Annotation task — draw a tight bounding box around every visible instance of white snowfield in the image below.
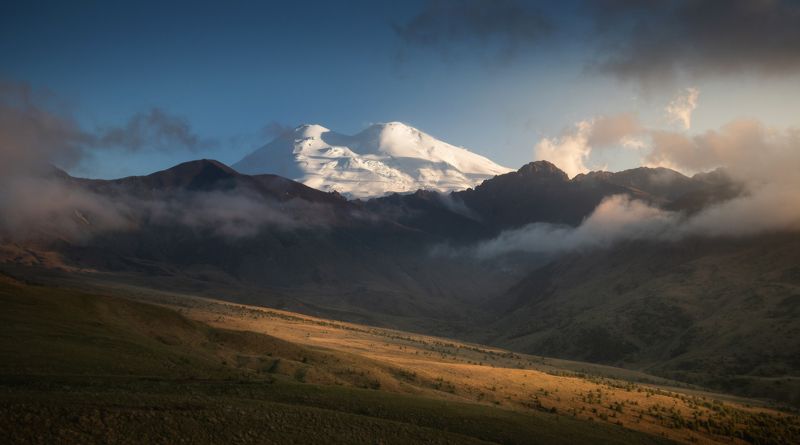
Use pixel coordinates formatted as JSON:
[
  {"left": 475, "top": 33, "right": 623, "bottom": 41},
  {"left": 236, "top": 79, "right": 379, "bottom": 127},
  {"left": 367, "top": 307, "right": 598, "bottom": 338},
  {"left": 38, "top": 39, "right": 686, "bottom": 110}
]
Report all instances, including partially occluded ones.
[{"left": 233, "top": 122, "right": 512, "bottom": 198}]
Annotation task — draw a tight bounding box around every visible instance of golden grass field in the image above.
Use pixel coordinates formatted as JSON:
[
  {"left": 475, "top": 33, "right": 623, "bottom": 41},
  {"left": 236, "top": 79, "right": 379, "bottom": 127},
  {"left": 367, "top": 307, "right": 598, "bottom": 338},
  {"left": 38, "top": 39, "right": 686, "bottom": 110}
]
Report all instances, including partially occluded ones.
[
  {"left": 1, "top": 269, "right": 798, "bottom": 445},
  {"left": 147, "top": 291, "right": 798, "bottom": 445}
]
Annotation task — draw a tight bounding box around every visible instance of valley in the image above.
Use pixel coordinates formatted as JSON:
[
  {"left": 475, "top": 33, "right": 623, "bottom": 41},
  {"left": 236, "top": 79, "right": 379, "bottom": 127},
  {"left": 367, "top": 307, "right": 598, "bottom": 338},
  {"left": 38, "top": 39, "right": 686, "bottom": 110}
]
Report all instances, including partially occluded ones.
[
  {"left": 4, "top": 4, "right": 800, "bottom": 443},
  {"left": 1, "top": 270, "right": 798, "bottom": 444},
  {"left": 1, "top": 158, "right": 798, "bottom": 413}
]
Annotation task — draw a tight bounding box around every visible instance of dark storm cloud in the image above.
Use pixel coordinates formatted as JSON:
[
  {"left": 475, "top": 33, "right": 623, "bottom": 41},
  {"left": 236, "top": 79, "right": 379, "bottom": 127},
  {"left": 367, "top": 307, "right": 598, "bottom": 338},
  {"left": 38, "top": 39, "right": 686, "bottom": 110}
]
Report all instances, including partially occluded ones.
[
  {"left": 397, "top": 0, "right": 800, "bottom": 84},
  {"left": 394, "top": 0, "right": 551, "bottom": 63},
  {"left": 588, "top": 0, "right": 800, "bottom": 84}
]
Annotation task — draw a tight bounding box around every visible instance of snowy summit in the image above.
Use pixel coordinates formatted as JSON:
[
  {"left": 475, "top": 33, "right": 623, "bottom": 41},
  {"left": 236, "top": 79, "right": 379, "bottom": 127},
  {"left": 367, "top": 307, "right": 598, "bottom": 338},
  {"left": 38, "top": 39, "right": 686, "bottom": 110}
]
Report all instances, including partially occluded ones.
[{"left": 233, "top": 122, "right": 512, "bottom": 198}]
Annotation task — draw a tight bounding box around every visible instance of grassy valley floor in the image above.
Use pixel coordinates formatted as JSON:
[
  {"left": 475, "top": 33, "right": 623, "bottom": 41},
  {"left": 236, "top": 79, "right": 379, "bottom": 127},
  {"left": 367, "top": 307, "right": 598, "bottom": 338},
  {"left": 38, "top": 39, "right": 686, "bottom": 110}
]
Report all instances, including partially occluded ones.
[{"left": 0, "top": 274, "right": 798, "bottom": 444}]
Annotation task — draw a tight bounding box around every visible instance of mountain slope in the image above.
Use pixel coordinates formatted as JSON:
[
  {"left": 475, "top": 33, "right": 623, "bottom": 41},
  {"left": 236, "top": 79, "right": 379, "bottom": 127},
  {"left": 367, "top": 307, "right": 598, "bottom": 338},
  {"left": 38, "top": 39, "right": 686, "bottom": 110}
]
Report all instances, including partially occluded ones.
[
  {"left": 6, "top": 159, "right": 799, "bottom": 408},
  {"left": 233, "top": 122, "right": 512, "bottom": 198},
  {"left": 6, "top": 277, "right": 795, "bottom": 445},
  {"left": 18, "top": 160, "right": 514, "bottom": 328},
  {"left": 485, "top": 234, "right": 800, "bottom": 405}
]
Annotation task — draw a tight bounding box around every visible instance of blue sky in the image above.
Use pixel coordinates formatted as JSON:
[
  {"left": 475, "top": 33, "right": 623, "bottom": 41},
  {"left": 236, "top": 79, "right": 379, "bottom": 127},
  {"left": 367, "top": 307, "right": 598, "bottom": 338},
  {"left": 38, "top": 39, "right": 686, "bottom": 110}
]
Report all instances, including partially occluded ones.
[{"left": 2, "top": 0, "right": 799, "bottom": 178}]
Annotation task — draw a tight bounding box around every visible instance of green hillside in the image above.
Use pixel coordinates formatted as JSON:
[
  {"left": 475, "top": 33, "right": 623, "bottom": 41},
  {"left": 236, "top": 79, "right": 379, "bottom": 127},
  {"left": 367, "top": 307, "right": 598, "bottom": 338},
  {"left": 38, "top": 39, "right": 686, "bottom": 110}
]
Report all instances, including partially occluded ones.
[{"left": 0, "top": 279, "right": 675, "bottom": 445}]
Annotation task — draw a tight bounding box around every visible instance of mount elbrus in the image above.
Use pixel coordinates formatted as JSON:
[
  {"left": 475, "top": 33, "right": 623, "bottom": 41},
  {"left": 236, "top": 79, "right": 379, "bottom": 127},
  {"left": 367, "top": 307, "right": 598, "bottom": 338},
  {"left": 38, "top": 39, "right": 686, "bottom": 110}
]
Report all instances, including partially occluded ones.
[{"left": 2, "top": 123, "right": 798, "bottom": 406}]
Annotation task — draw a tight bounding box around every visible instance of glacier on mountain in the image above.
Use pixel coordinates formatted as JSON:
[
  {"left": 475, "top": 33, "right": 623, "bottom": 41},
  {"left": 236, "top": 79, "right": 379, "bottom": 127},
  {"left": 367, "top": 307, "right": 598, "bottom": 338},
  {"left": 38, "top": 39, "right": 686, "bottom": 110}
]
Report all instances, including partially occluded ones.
[{"left": 233, "top": 122, "right": 511, "bottom": 198}]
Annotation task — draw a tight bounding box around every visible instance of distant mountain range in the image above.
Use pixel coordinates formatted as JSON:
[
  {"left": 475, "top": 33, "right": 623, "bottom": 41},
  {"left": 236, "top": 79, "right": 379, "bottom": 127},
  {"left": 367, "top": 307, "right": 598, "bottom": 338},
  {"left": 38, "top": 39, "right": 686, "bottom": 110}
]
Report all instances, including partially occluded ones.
[
  {"left": 2, "top": 157, "right": 798, "bottom": 405},
  {"left": 233, "top": 122, "right": 512, "bottom": 198}
]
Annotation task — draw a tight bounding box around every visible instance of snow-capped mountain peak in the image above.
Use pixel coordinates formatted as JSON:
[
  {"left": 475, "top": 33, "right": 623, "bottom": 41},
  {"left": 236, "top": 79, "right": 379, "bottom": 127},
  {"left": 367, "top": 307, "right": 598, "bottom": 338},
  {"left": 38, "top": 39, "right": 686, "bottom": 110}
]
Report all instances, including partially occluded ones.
[
  {"left": 233, "top": 122, "right": 511, "bottom": 198},
  {"left": 293, "top": 123, "right": 330, "bottom": 139}
]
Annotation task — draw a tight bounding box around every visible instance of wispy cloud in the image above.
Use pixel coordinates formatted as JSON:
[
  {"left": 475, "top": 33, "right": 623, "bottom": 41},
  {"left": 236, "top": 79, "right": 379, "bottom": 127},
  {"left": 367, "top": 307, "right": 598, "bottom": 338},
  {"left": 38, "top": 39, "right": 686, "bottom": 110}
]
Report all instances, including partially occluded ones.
[
  {"left": 665, "top": 87, "right": 699, "bottom": 130},
  {"left": 645, "top": 119, "right": 800, "bottom": 181},
  {"left": 261, "top": 121, "right": 295, "bottom": 140},
  {"left": 97, "top": 108, "right": 212, "bottom": 152},
  {"left": 0, "top": 80, "right": 89, "bottom": 174},
  {"left": 0, "top": 81, "right": 213, "bottom": 175}
]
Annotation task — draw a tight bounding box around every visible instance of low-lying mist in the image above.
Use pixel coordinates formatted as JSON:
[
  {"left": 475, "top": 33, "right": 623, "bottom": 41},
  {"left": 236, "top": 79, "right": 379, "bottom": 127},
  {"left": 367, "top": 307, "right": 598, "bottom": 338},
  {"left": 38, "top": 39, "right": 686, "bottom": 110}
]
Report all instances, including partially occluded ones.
[
  {"left": 0, "top": 81, "right": 336, "bottom": 242},
  {"left": 458, "top": 119, "right": 800, "bottom": 258},
  {"left": 1, "top": 174, "right": 339, "bottom": 242},
  {"left": 466, "top": 187, "right": 799, "bottom": 259}
]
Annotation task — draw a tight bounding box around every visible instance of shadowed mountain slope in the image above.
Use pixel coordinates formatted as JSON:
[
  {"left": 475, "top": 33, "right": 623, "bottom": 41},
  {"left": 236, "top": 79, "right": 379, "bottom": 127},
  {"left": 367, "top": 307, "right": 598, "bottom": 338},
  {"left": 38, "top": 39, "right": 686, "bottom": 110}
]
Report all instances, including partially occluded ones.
[
  {"left": 3, "top": 159, "right": 798, "bottom": 407},
  {"left": 485, "top": 234, "right": 800, "bottom": 405}
]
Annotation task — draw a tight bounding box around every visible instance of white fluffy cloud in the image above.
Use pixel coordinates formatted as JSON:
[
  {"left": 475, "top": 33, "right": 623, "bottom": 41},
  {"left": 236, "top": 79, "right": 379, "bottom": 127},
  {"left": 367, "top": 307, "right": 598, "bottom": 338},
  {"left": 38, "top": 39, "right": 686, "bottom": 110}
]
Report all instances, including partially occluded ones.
[
  {"left": 646, "top": 119, "right": 800, "bottom": 181},
  {"left": 533, "top": 113, "right": 645, "bottom": 178},
  {"left": 474, "top": 116, "right": 800, "bottom": 258},
  {"left": 533, "top": 121, "right": 593, "bottom": 178}
]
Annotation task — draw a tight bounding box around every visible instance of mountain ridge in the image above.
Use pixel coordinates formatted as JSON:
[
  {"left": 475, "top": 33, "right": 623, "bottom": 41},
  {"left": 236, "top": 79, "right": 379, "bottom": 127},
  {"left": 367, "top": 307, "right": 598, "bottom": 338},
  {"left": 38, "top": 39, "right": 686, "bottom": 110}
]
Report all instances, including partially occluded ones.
[{"left": 5, "top": 157, "right": 799, "bottom": 406}]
